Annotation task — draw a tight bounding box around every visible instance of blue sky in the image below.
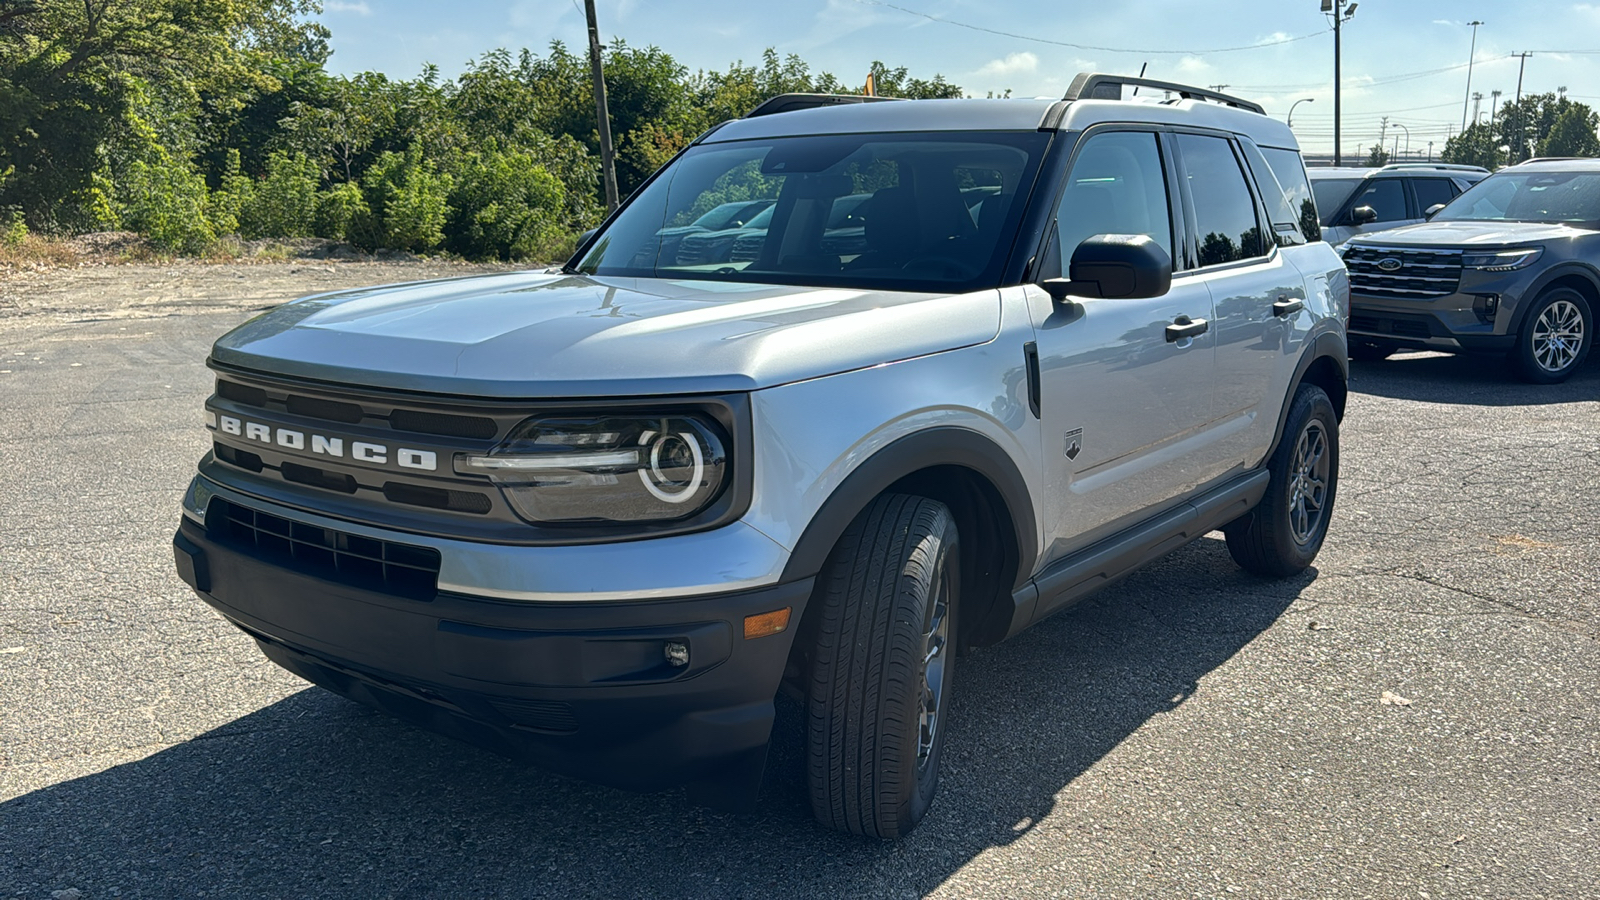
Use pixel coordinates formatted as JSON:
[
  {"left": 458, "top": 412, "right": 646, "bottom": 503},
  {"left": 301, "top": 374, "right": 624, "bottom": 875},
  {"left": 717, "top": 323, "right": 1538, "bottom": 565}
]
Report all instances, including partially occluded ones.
[{"left": 316, "top": 0, "right": 1600, "bottom": 156}]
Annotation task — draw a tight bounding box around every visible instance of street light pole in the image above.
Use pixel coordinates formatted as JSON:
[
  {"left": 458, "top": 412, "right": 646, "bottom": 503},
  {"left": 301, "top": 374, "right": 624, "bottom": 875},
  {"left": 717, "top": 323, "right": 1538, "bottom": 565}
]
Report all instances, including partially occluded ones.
[
  {"left": 1461, "top": 20, "right": 1484, "bottom": 132},
  {"left": 1392, "top": 122, "right": 1410, "bottom": 160},
  {"left": 1323, "top": 1, "right": 1358, "bottom": 165},
  {"left": 1288, "top": 97, "right": 1315, "bottom": 127}
]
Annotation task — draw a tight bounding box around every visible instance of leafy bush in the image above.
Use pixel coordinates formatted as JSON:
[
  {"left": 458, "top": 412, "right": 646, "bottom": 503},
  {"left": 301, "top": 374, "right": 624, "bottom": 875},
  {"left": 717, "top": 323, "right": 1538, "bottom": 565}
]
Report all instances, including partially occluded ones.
[
  {"left": 447, "top": 149, "right": 569, "bottom": 260},
  {"left": 314, "top": 182, "right": 367, "bottom": 242},
  {"left": 239, "top": 151, "right": 320, "bottom": 239},
  {"left": 3, "top": 209, "right": 27, "bottom": 248},
  {"left": 352, "top": 146, "right": 452, "bottom": 252},
  {"left": 114, "top": 152, "right": 216, "bottom": 253}
]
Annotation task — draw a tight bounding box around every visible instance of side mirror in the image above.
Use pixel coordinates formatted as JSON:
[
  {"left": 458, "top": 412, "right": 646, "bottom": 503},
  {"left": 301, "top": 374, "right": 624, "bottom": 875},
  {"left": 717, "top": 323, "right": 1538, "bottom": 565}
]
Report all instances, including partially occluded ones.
[
  {"left": 1350, "top": 205, "right": 1379, "bottom": 225},
  {"left": 577, "top": 228, "right": 599, "bottom": 245},
  {"left": 1043, "top": 234, "right": 1172, "bottom": 302},
  {"left": 1424, "top": 203, "right": 1447, "bottom": 220}
]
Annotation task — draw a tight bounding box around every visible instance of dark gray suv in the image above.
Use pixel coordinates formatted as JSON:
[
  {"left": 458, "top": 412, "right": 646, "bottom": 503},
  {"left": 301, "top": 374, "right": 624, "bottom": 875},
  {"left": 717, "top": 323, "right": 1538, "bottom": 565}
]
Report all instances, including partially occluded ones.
[{"left": 1343, "top": 159, "right": 1600, "bottom": 383}]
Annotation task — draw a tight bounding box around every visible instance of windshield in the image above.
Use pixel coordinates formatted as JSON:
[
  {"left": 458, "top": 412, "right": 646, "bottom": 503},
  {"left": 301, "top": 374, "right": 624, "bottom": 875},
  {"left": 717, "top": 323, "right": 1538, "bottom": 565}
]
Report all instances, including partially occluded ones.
[
  {"left": 1435, "top": 170, "right": 1600, "bottom": 225},
  {"left": 689, "top": 200, "right": 773, "bottom": 230},
  {"left": 1310, "top": 178, "right": 1364, "bottom": 226},
  {"left": 574, "top": 131, "right": 1051, "bottom": 292}
]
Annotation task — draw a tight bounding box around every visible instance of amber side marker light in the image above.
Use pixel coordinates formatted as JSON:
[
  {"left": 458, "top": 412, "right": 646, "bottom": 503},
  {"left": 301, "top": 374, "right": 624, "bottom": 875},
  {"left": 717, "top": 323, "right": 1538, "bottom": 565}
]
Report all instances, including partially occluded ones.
[{"left": 743, "top": 608, "right": 792, "bottom": 639}]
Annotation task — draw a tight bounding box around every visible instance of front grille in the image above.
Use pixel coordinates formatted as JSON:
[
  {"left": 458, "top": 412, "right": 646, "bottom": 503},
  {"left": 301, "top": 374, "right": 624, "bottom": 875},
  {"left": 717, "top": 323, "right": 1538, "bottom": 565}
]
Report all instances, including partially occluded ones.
[
  {"left": 208, "top": 498, "right": 441, "bottom": 599},
  {"left": 217, "top": 380, "right": 268, "bottom": 407},
  {"left": 281, "top": 461, "right": 358, "bottom": 494},
  {"left": 382, "top": 482, "right": 493, "bottom": 515},
  {"left": 287, "top": 394, "right": 364, "bottom": 424},
  {"left": 728, "top": 234, "right": 765, "bottom": 263},
  {"left": 214, "top": 442, "right": 264, "bottom": 472},
  {"left": 1344, "top": 246, "right": 1463, "bottom": 299},
  {"left": 674, "top": 236, "right": 717, "bottom": 266}
]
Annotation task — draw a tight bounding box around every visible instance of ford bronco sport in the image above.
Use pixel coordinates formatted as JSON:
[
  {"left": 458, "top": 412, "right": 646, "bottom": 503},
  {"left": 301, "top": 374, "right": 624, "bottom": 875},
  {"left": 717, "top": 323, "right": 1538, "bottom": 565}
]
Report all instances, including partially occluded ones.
[{"left": 173, "top": 74, "right": 1349, "bottom": 838}]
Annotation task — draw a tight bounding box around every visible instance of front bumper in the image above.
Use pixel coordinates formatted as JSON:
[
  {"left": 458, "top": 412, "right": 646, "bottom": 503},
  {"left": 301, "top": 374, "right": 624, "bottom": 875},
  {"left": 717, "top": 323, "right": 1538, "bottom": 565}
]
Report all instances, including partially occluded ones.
[
  {"left": 173, "top": 513, "right": 812, "bottom": 795},
  {"left": 1347, "top": 266, "right": 1538, "bottom": 353}
]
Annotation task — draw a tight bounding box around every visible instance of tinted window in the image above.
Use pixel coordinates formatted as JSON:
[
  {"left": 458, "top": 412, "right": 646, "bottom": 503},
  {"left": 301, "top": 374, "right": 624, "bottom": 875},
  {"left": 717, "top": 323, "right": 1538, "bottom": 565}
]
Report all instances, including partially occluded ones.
[
  {"left": 1410, "top": 178, "right": 1457, "bottom": 213},
  {"left": 1349, "top": 179, "right": 1406, "bottom": 221},
  {"left": 1178, "top": 134, "right": 1267, "bottom": 267},
  {"left": 1311, "top": 178, "right": 1363, "bottom": 225},
  {"left": 1053, "top": 131, "right": 1173, "bottom": 273},
  {"left": 1249, "top": 144, "right": 1322, "bottom": 243},
  {"left": 575, "top": 132, "right": 1049, "bottom": 291},
  {"left": 1436, "top": 170, "right": 1600, "bottom": 224}
]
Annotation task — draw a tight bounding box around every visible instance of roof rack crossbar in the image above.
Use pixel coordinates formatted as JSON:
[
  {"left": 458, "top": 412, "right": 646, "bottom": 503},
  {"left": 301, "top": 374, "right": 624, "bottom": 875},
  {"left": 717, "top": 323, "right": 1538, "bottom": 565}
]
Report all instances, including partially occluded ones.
[
  {"left": 744, "top": 93, "right": 901, "bottom": 118},
  {"left": 1063, "top": 73, "right": 1266, "bottom": 116}
]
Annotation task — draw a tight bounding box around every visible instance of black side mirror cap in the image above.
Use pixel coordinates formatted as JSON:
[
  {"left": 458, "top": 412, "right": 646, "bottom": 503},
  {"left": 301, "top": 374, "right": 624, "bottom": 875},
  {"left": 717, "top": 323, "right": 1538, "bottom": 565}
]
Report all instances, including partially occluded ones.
[
  {"left": 1424, "top": 203, "right": 1447, "bottom": 220},
  {"left": 1350, "top": 205, "right": 1379, "bottom": 225},
  {"left": 1043, "top": 233, "right": 1173, "bottom": 302}
]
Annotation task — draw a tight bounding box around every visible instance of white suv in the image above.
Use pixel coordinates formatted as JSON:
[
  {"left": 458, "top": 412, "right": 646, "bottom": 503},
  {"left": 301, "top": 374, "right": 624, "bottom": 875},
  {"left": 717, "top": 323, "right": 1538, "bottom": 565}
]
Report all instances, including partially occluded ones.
[{"left": 175, "top": 74, "right": 1349, "bottom": 837}]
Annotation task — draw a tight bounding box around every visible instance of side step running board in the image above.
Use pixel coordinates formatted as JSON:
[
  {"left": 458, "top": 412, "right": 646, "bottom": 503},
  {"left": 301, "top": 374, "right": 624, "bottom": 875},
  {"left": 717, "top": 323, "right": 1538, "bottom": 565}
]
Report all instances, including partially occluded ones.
[{"left": 1005, "top": 469, "right": 1270, "bottom": 638}]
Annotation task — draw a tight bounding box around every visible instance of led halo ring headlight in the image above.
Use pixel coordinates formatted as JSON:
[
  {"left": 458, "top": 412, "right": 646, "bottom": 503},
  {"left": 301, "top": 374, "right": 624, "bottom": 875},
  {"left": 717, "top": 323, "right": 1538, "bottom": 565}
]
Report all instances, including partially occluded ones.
[{"left": 459, "top": 413, "right": 729, "bottom": 525}]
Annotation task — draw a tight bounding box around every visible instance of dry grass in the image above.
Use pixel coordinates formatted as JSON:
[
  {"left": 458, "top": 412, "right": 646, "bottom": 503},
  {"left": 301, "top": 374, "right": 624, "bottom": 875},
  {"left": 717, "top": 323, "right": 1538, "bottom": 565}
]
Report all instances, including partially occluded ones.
[{"left": 0, "top": 234, "right": 83, "bottom": 275}]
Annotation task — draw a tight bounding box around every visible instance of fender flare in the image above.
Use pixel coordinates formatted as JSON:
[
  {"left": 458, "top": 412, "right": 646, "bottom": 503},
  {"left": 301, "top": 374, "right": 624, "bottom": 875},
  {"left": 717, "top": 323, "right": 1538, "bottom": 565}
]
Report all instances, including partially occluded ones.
[
  {"left": 1268, "top": 329, "right": 1349, "bottom": 459},
  {"left": 779, "top": 426, "right": 1038, "bottom": 590},
  {"left": 1509, "top": 262, "right": 1600, "bottom": 335}
]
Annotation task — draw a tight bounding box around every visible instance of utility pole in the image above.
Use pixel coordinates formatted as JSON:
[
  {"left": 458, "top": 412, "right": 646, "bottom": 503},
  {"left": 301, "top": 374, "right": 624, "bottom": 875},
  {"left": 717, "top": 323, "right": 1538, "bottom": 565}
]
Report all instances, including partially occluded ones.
[
  {"left": 1379, "top": 115, "right": 1389, "bottom": 159},
  {"left": 1323, "top": 1, "right": 1359, "bottom": 166},
  {"left": 1490, "top": 89, "right": 1502, "bottom": 123},
  {"left": 1461, "top": 20, "right": 1484, "bottom": 132},
  {"left": 1472, "top": 91, "right": 1484, "bottom": 126},
  {"left": 1511, "top": 51, "right": 1532, "bottom": 163},
  {"left": 584, "top": 0, "right": 620, "bottom": 212}
]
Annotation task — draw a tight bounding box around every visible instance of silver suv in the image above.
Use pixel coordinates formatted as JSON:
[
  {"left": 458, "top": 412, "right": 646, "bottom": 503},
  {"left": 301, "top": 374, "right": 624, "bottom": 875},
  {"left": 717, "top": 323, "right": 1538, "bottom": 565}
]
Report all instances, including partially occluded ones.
[
  {"left": 172, "top": 74, "right": 1349, "bottom": 838},
  {"left": 1310, "top": 163, "right": 1489, "bottom": 247}
]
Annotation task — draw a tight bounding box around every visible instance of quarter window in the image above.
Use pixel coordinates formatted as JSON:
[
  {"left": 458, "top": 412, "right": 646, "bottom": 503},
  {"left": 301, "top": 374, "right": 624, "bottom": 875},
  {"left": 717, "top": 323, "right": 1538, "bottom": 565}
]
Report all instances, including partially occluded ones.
[
  {"left": 1054, "top": 131, "right": 1174, "bottom": 273},
  {"left": 1177, "top": 134, "right": 1267, "bottom": 267},
  {"left": 1410, "top": 178, "right": 1457, "bottom": 213}
]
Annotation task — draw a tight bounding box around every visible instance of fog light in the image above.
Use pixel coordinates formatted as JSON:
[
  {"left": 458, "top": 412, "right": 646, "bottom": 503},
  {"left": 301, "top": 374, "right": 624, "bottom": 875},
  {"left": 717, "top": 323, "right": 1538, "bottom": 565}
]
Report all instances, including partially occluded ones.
[
  {"left": 664, "top": 641, "right": 690, "bottom": 666},
  {"left": 743, "top": 608, "right": 792, "bottom": 640},
  {"left": 1473, "top": 293, "right": 1500, "bottom": 324}
]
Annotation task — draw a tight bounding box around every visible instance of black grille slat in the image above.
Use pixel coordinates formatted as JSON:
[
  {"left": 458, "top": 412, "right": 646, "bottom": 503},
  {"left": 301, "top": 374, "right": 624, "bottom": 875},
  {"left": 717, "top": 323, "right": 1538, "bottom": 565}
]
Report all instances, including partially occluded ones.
[
  {"left": 214, "top": 442, "right": 264, "bottom": 473},
  {"left": 209, "top": 498, "right": 440, "bottom": 599},
  {"left": 280, "top": 461, "right": 359, "bottom": 494},
  {"left": 1344, "top": 246, "right": 1464, "bottom": 299},
  {"left": 382, "top": 482, "right": 493, "bottom": 515},
  {"left": 388, "top": 409, "right": 498, "bottom": 440},
  {"left": 490, "top": 698, "right": 579, "bottom": 735},
  {"left": 286, "top": 395, "right": 365, "bottom": 424},
  {"left": 216, "top": 381, "right": 268, "bottom": 407}
]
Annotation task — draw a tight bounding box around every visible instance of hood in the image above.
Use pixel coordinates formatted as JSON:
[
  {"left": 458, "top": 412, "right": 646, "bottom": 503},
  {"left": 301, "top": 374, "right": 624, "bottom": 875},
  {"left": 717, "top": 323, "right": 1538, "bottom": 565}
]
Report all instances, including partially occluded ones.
[
  {"left": 211, "top": 272, "right": 999, "bottom": 398},
  {"left": 1347, "top": 220, "right": 1592, "bottom": 247}
]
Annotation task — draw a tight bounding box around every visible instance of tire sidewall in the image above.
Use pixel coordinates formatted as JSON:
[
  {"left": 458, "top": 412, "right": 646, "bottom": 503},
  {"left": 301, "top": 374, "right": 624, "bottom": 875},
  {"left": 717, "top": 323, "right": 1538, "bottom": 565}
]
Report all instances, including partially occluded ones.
[
  {"left": 900, "top": 528, "right": 959, "bottom": 831},
  {"left": 1279, "top": 390, "right": 1339, "bottom": 566}
]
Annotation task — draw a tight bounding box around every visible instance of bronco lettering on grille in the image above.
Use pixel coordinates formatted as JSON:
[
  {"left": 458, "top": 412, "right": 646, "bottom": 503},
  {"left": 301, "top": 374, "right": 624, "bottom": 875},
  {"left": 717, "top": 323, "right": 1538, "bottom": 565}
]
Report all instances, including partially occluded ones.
[{"left": 209, "top": 413, "right": 438, "bottom": 471}]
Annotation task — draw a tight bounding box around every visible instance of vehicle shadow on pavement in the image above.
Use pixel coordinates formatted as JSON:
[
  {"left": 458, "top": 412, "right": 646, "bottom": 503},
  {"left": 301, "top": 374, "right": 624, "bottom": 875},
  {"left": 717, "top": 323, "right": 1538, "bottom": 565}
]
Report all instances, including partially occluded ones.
[
  {"left": 1349, "top": 351, "right": 1600, "bottom": 406},
  {"left": 1, "top": 538, "right": 1303, "bottom": 899}
]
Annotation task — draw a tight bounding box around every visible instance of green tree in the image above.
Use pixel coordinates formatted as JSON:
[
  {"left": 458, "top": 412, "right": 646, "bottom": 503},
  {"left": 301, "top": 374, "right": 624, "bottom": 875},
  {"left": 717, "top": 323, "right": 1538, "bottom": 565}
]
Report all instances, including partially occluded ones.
[
  {"left": 1440, "top": 121, "right": 1504, "bottom": 170},
  {"left": 1364, "top": 143, "right": 1390, "bottom": 166},
  {"left": 1537, "top": 105, "right": 1600, "bottom": 158}
]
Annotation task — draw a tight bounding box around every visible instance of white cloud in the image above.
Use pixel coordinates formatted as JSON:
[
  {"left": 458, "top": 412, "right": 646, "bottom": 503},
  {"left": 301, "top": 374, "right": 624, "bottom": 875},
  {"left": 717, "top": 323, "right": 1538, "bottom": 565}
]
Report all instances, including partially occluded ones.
[
  {"left": 975, "top": 52, "right": 1039, "bottom": 79},
  {"left": 324, "top": 0, "right": 371, "bottom": 14},
  {"left": 1176, "top": 56, "right": 1212, "bottom": 75}
]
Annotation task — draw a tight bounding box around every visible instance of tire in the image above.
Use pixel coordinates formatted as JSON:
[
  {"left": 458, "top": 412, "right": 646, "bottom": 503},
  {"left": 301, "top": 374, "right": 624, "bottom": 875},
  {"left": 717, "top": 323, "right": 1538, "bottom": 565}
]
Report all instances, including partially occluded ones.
[
  {"left": 1225, "top": 384, "right": 1339, "bottom": 577},
  {"left": 806, "top": 494, "right": 959, "bottom": 839},
  {"left": 1348, "top": 341, "right": 1395, "bottom": 362},
  {"left": 1510, "top": 287, "right": 1592, "bottom": 384}
]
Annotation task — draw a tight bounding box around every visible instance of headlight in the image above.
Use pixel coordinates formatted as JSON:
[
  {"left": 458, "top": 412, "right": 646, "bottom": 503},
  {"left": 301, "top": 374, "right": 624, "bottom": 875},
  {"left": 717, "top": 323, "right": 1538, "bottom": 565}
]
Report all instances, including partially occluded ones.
[
  {"left": 1461, "top": 248, "right": 1542, "bottom": 272},
  {"left": 457, "top": 414, "right": 729, "bottom": 525}
]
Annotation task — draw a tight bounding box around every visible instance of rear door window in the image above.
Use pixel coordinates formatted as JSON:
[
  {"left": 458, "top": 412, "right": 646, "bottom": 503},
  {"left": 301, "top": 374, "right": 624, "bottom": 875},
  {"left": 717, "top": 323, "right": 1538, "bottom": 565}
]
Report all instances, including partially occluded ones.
[{"left": 1176, "top": 133, "right": 1268, "bottom": 267}]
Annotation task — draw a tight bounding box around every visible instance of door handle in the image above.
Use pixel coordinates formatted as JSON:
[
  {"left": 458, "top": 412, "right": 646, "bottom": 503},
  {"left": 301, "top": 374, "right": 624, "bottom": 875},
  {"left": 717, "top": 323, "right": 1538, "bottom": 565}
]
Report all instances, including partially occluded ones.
[
  {"left": 1273, "top": 297, "right": 1305, "bottom": 318},
  {"left": 1165, "top": 315, "right": 1209, "bottom": 342}
]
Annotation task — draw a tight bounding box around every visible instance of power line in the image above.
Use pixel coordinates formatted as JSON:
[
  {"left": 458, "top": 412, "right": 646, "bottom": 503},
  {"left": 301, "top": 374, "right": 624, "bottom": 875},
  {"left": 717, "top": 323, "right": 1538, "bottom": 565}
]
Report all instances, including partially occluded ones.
[{"left": 852, "top": 0, "right": 1331, "bottom": 54}]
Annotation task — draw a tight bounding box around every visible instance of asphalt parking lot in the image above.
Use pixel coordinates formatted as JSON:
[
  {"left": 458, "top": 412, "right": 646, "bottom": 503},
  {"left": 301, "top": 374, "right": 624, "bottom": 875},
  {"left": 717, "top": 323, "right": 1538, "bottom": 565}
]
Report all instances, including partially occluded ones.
[{"left": 2, "top": 264, "right": 1597, "bottom": 899}]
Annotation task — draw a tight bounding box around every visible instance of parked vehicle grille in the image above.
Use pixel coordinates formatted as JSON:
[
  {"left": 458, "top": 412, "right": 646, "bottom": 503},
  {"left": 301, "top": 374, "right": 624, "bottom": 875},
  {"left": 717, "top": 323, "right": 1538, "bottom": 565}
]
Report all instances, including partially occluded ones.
[
  {"left": 1349, "top": 313, "right": 1436, "bottom": 339},
  {"left": 490, "top": 698, "right": 579, "bottom": 735},
  {"left": 214, "top": 378, "right": 500, "bottom": 439},
  {"left": 1343, "top": 246, "right": 1463, "bottom": 299},
  {"left": 207, "top": 497, "right": 441, "bottom": 599},
  {"left": 728, "top": 234, "right": 764, "bottom": 263},
  {"left": 674, "top": 236, "right": 716, "bottom": 266}
]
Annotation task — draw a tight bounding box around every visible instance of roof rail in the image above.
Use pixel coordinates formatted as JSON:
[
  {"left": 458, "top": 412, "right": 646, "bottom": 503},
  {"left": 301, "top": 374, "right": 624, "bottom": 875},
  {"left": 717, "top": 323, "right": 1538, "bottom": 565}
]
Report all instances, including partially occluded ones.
[
  {"left": 1063, "top": 73, "right": 1266, "bottom": 116},
  {"left": 745, "top": 93, "right": 901, "bottom": 118},
  {"left": 1376, "top": 162, "right": 1489, "bottom": 174},
  {"left": 1513, "top": 156, "right": 1590, "bottom": 165}
]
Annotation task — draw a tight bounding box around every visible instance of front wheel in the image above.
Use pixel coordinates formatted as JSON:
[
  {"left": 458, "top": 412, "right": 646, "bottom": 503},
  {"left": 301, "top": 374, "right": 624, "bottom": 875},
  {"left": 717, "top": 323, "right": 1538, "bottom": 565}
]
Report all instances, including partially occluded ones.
[
  {"left": 1225, "top": 384, "right": 1339, "bottom": 577},
  {"left": 1510, "top": 287, "right": 1592, "bottom": 384},
  {"left": 806, "top": 494, "right": 958, "bottom": 839}
]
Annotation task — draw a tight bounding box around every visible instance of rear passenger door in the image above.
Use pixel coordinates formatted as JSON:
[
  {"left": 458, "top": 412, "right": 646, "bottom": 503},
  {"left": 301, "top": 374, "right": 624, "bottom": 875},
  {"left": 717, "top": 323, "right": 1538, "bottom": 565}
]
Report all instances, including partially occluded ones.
[
  {"left": 1174, "top": 132, "right": 1309, "bottom": 475},
  {"left": 1408, "top": 176, "right": 1458, "bottom": 217},
  {"left": 1030, "top": 128, "right": 1220, "bottom": 559}
]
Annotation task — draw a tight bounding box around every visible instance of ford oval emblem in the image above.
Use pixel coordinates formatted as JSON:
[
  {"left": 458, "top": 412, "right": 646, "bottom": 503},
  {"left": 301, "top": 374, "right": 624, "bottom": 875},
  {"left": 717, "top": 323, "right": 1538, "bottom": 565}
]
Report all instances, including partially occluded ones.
[{"left": 1376, "top": 257, "right": 1403, "bottom": 272}]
